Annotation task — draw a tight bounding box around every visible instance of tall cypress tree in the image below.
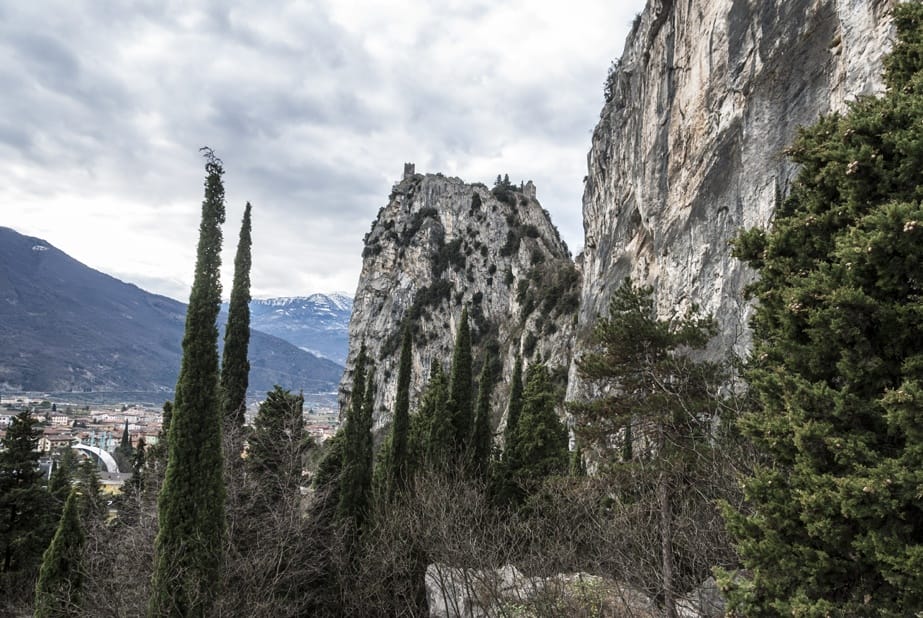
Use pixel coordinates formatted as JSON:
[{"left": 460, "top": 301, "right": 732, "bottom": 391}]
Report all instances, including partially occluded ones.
[
  {"left": 503, "top": 356, "right": 524, "bottom": 458},
  {"left": 386, "top": 326, "right": 413, "bottom": 499},
  {"left": 424, "top": 363, "right": 453, "bottom": 468},
  {"left": 725, "top": 6, "right": 923, "bottom": 614},
  {"left": 470, "top": 360, "right": 494, "bottom": 481},
  {"left": 220, "top": 202, "right": 252, "bottom": 431},
  {"left": 446, "top": 308, "right": 473, "bottom": 461},
  {"left": 33, "top": 489, "right": 84, "bottom": 618},
  {"left": 338, "top": 346, "right": 373, "bottom": 529},
  {"left": 114, "top": 420, "right": 134, "bottom": 473},
  {"left": 150, "top": 148, "right": 227, "bottom": 617}
]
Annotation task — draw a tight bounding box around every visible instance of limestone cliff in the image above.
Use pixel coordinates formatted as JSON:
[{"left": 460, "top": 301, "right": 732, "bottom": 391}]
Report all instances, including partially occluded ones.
[
  {"left": 569, "top": 0, "right": 895, "bottom": 397},
  {"left": 340, "top": 169, "right": 578, "bottom": 428}
]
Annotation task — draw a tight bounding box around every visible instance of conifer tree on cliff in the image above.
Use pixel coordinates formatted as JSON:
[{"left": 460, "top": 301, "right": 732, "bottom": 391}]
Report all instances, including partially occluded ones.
[
  {"left": 149, "top": 148, "right": 227, "bottom": 617},
  {"left": 446, "top": 308, "right": 473, "bottom": 461},
  {"left": 220, "top": 202, "right": 252, "bottom": 431},
  {"left": 725, "top": 5, "right": 923, "bottom": 614},
  {"left": 385, "top": 326, "right": 413, "bottom": 499},
  {"left": 470, "top": 359, "right": 494, "bottom": 481},
  {"left": 34, "top": 489, "right": 84, "bottom": 618}
]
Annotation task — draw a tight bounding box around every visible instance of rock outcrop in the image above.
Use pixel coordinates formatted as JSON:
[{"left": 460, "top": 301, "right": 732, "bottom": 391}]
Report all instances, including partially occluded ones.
[
  {"left": 340, "top": 172, "right": 578, "bottom": 428},
  {"left": 569, "top": 0, "right": 895, "bottom": 399},
  {"left": 343, "top": 1, "right": 897, "bottom": 429}
]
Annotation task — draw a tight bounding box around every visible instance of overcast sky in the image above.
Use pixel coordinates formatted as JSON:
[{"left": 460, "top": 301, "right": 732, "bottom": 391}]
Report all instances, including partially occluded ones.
[{"left": 1, "top": 1, "right": 646, "bottom": 302}]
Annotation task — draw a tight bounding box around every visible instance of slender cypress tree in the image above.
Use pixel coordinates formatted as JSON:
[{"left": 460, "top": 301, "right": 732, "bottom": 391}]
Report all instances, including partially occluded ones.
[
  {"left": 338, "top": 347, "right": 373, "bottom": 529},
  {"left": 386, "top": 326, "right": 413, "bottom": 499},
  {"left": 446, "top": 309, "right": 473, "bottom": 460},
  {"left": 470, "top": 360, "right": 494, "bottom": 481},
  {"left": 503, "top": 356, "right": 524, "bottom": 458},
  {"left": 123, "top": 438, "right": 147, "bottom": 498},
  {"left": 424, "top": 363, "right": 453, "bottom": 468},
  {"left": 412, "top": 362, "right": 447, "bottom": 470},
  {"left": 220, "top": 202, "right": 252, "bottom": 431},
  {"left": 120, "top": 420, "right": 131, "bottom": 451},
  {"left": 34, "top": 489, "right": 85, "bottom": 618},
  {"left": 114, "top": 420, "right": 134, "bottom": 473},
  {"left": 149, "top": 148, "right": 227, "bottom": 617}
]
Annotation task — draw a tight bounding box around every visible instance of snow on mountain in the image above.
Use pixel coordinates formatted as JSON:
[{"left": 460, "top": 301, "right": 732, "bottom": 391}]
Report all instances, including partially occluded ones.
[{"left": 241, "top": 293, "right": 353, "bottom": 365}]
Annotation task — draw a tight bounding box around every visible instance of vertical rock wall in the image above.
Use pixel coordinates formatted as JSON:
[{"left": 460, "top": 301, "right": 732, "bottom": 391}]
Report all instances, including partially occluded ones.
[
  {"left": 569, "top": 0, "right": 895, "bottom": 398},
  {"left": 341, "top": 172, "right": 578, "bottom": 428}
]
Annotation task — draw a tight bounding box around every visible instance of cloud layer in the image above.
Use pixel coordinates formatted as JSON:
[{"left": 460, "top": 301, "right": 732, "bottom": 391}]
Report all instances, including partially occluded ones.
[{"left": 1, "top": 1, "right": 645, "bottom": 301}]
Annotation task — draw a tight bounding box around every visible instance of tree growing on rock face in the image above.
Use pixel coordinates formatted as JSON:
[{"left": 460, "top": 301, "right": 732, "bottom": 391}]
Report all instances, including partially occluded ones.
[
  {"left": 34, "top": 489, "right": 85, "bottom": 618},
  {"left": 725, "top": 5, "right": 923, "bottom": 614},
  {"left": 221, "top": 202, "right": 252, "bottom": 431},
  {"left": 149, "top": 148, "right": 227, "bottom": 617},
  {"left": 570, "top": 279, "right": 726, "bottom": 618}
]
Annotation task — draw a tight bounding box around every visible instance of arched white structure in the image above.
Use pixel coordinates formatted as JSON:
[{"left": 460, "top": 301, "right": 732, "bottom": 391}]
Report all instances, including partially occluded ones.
[{"left": 72, "top": 444, "right": 120, "bottom": 474}]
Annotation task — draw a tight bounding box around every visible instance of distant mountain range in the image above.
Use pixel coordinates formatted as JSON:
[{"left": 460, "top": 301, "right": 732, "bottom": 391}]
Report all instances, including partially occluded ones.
[
  {"left": 229, "top": 294, "right": 352, "bottom": 365},
  {"left": 0, "top": 226, "right": 344, "bottom": 397}
]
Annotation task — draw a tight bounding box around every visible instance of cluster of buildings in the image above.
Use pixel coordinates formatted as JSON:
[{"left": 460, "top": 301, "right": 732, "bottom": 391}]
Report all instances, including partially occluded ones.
[{"left": 1, "top": 396, "right": 342, "bottom": 475}]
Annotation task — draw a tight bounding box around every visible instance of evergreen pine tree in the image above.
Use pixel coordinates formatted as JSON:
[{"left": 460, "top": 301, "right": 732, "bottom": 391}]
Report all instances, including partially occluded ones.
[
  {"left": 571, "top": 279, "right": 723, "bottom": 618},
  {"left": 75, "top": 457, "right": 102, "bottom": 520},
  {"left": 503, "top": 356, "right": 524, "bottom": 458},
  {"left": 247, "top": 386, "right": 306, "bottom": 504},
  {"left": 33, "top": 489, "right": 85, "bottom": 618},
  {"left": 470, "top": 360, "right": 494, "bottom": 481},
  {"left": 385, "top": 326, "right": 413, "bottom": 499},
  {"left": 410, "top": 362, "right": 446, "bottom": 471},
  {"left": 503, "top": 360, "right": 568, "bottom": 503},
  {"left": 446, "top": 308, "right": 474, "bottom": 461},
  {"left": 150, "top": 148, "right": 227, "bottom": 617},
  {"left": 0, "top": 411, "right": 55, "bottom": 599},
  {"left": 725, "top": 6, "right": 923, "bottom": 613},
  {"left": 49, "top": 447, "right": 76, "bottom": 508},
  {"left": 220, "top": 202, "right": 252, "bottom": 431}
]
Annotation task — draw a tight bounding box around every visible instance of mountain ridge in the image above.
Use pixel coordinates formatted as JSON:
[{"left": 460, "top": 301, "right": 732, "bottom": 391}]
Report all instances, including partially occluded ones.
[{"left": 0, "top": 226, "right": 343, "bottom": 397}]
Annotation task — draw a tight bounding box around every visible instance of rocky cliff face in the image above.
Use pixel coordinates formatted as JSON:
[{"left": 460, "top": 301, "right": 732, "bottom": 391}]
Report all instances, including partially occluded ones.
[
  {"left": 569, "top": 0, "right": 895, "bottom": 396},
  {"left": 343, "top": 0, "right": 897, "bottom": 428},
  {"left": 341, "top": 171, "right": 578, "bottom": 427}
]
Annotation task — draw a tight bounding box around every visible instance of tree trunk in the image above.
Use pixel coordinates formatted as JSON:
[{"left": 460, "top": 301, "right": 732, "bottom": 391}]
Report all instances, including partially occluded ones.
[{"left": 659, "top": 443, "right": 676, "bottom": 618}]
